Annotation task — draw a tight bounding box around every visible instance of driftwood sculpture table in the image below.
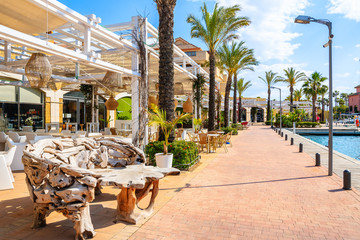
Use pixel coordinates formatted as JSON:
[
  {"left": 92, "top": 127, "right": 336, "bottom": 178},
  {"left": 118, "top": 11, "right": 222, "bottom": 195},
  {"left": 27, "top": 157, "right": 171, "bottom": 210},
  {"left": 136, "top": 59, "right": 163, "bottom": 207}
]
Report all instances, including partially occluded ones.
[
  {"left": 94, "top": 165, "right": 180, "bottom": 224},
  {"left": 22, "top": 137, "right": 179, "bottom": 240}
]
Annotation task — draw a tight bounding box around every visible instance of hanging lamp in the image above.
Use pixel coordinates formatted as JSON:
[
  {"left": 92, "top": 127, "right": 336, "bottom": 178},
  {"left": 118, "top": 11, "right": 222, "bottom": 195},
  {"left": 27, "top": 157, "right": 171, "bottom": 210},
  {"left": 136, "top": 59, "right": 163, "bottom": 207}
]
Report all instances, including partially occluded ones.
[
  {"left": 25, "top": 53, "right": 52, "bottom": 88},
  {"left": 174, "top": 82, "right": 184, "bottom": 95},
  {"left": 183, "top": 97, "right": 193, "bottom": 113},
  {"left": 105, "top": 95, "right": 119, "bottom": 110},
  {"left": 103, "top": 71, "right": 122, "bottom": 88}
]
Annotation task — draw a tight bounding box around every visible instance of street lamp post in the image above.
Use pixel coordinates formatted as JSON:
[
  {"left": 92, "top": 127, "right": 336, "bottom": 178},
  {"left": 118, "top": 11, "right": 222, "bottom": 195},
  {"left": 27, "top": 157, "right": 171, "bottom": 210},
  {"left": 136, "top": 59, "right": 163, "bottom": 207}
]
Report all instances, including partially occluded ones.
[
  {"left": 271, "top": 86, "right": 282, "bottom": 133},
  {"left": 295, "top": 15, "right": 333, "bottom": 176}
]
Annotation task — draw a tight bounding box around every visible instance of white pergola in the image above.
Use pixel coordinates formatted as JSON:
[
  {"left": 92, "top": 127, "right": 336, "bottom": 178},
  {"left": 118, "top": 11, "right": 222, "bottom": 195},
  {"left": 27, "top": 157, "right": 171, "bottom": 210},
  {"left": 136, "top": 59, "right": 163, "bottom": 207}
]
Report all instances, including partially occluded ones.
[{"left": 0, "top": 0, "right": 215, "bottom": 146}]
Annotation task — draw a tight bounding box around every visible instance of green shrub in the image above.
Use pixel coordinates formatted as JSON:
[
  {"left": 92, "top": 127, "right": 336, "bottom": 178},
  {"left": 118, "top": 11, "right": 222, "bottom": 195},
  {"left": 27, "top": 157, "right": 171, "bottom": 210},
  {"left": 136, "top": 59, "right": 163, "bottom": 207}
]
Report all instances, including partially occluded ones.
[
  {"left": 145, "top": 140, "right": 199, "bottom": 170},
  {"left": 221, "top": 126, "right": 238, "bottom": 135},
  {"left": 296, "top": 122, "right": 320, "bottom": 128},
  {"left": 265, "top": 120, "right": 272, "bottom": 125}
]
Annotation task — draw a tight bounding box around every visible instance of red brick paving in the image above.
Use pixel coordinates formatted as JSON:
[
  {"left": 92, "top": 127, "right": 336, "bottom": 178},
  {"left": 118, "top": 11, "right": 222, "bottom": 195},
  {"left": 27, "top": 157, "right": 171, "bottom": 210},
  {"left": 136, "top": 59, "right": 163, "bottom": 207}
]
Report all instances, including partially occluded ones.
[{"left": 130, "top": 126, "right": 360, "bottom": 240}]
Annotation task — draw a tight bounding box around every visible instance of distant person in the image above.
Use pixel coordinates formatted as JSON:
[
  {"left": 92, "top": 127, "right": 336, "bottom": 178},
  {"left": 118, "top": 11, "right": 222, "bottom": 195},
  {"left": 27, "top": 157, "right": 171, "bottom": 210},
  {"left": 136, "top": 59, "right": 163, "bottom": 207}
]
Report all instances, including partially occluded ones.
[
  {"left": 356, "top": 118, "right": 359, "bottom": 128},
  {"left": 316, "top": 115, "right": 320, "bottom": 123}
]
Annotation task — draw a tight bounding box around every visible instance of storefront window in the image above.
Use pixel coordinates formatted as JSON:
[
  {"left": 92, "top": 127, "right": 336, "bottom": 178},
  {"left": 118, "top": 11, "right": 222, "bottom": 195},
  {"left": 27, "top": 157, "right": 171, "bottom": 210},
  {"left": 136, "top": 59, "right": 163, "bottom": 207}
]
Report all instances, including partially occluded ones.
[
  {"left": 3, "top": 103, "right": 18, "bottom": 130},
  {"left": 20, "top": 104, "right": 43, "bottom": 129}
]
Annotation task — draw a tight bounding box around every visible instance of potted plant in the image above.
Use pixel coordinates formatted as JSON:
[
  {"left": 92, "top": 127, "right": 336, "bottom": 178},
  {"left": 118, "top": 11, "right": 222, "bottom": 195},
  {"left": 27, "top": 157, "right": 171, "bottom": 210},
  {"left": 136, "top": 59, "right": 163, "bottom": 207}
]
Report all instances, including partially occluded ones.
[
  {"left": 100, "top": 115, "right": 112, "bottom": 135},
  {"left": 23, "top": 117, "right": 34, "bottom": 132},
  {"left": 193, "top": 118, "right": 202, "bottom": 133},
  {"left": 148, "top": 104, "right": 191, "bottom": 168}
]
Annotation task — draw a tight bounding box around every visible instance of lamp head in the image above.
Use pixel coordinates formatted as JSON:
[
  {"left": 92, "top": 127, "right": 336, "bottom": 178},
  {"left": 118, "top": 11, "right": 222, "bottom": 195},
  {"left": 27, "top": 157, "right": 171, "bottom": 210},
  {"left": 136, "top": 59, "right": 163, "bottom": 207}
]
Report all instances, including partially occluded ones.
[{"left": 295, "top": 15, "right": 311, "bottom": 24}]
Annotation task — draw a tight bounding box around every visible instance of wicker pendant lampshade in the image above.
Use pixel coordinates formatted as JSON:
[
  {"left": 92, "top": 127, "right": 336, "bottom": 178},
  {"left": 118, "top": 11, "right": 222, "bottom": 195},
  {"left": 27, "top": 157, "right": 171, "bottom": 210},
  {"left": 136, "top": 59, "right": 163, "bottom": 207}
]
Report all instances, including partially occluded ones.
[
  {"left": 183, "top": 97, "right": 193, "bottom": 113},
  {"left": 25, "top": 53, "right": 52, "bottom": 88},
  {"left": 103, "top": 71, "right": 122, "bottom": 88},
  {"left": 148, "top": 95, "right": 158, "bottom": 109},
  {"left": 105, "top": 95, "right": 119, "bottom": 110},
  {"left": 174, "top": 83, "right": 184, "bottom": 95}
]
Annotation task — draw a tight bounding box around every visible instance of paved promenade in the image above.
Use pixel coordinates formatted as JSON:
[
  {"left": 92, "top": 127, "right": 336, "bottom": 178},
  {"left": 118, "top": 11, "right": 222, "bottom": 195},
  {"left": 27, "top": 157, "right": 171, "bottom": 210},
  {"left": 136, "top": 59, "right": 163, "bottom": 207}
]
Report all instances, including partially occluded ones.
[
  {"left": 1, "top": 126, "right": 360, "bottom": 239},
  {"left": 131, "top": 126, "right": 360, "bottom": 239}
]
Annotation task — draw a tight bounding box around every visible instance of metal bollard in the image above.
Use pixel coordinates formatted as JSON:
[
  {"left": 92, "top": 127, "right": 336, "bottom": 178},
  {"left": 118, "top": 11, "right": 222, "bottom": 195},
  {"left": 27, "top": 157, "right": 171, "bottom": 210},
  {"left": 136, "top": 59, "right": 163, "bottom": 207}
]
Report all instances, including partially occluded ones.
[
  {"left": 343, "top": 170, "right": 351, "bottom": 190},
  {"left": 290, "top": 138, "right": 294, "bottom": 145},
  {"left": 315, "top": 153, "right": 320, "bottom": 166},
  {"left": 278, "top": 130, "right": 281, "bottom": 135},
  {"left": 299, "top": 143, "right": 303, "bottom": 152},
  {"left": 281, "top": 132, "right": 283, "bottom": 137},
  {"left": 285, "top": 134, "right": 288, "bottom": 141},
  {"left": 275, "top": 129, "right": 278, "bottom": 133}
]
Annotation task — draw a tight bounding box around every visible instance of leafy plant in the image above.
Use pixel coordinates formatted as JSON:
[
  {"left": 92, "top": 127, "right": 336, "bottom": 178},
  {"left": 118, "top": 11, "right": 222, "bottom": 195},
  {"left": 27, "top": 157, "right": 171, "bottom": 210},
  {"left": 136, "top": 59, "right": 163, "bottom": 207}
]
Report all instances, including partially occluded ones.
[
  {"left": 25, "top": 117, "right": 33, "bottom": 126},
  {"left": 145, "top": 140, "right": 199, "bottom": 169},
  {"left": 147, "top": 105, "right": 191, "bottom": 154},
  {"left": 100, "top": 115, "right": 112, "bottom": 128},
  {"left": 221, "top": 126, "right": 238, "bottom": 135},
  {"left": 194, "top": 118, "right": 202, "bottom": 132}
]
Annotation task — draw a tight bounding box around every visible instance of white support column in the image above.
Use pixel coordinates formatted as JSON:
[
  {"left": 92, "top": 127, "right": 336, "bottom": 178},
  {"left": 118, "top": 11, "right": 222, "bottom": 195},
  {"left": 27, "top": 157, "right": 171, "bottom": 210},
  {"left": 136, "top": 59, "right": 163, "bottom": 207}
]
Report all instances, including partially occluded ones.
[
  {"left": 246, "top": 107, "right": 251, "bottom": 122},
  {"left": 4, "top": 41, "right": 11, "bottom": 62},
  {"left": 183, "top": 58, "right": 186, "bottom": 70},
  {"left": 83, "top": 25, "right": 91, "bottom": 55},
  {"left": 263, "top": 108, "right": 267, "bottom": 122},
  {"left": 131, "top": 16, "right": 140, "bottom": 146}
]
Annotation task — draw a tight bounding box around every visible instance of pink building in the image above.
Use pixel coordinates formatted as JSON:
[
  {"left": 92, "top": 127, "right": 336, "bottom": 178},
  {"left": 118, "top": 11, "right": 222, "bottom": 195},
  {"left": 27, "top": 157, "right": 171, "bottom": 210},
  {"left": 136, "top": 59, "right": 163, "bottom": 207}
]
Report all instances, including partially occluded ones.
[{"left": 348, "top": 85, "right": 360, "bottom": 113}]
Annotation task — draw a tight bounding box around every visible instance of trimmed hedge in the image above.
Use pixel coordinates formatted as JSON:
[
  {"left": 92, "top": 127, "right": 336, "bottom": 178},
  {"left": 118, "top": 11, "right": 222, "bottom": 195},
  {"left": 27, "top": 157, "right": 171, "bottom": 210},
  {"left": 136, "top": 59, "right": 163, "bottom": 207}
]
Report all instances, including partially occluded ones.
[
  {"left": 145, "top": 140, "right": 199, "bottom": 170},
  {"left": 296, "top": 122, "right": 321, "bottom": 128},
  {"left": 221, "top": 126, "right": 238, "bottom": 135},
  {"left": 265, "top": 121, "right": 272, "bottom": 125}
]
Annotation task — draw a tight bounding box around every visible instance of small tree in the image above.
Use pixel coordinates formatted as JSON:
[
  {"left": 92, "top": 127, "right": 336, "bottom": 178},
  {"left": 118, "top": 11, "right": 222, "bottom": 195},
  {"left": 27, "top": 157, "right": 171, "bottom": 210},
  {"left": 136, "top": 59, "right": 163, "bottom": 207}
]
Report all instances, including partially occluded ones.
[{"left": 148, "top": 105, "right": 190, "bottom": 154}]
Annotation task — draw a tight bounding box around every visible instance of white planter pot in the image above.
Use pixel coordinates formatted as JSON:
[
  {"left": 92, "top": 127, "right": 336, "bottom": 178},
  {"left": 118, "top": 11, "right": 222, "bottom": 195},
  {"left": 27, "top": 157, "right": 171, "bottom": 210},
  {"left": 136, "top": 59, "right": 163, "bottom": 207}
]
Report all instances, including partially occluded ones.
[
  {"left": 104, "top": 127, "right": 111, "bottom": 135},
  {"left": 155, "top": 153, "right": 173, "bottom": 168},
  {"left": 23, "top": 126, "right": 33, "bottom": 132}
]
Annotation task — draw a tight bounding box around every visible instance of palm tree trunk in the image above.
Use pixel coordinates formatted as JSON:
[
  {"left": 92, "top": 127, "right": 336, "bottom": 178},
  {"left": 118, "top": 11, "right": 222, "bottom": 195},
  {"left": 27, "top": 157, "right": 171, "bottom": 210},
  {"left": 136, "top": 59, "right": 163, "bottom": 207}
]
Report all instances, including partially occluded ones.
[
  {"left": 321, "top": 96, "right": 325, "bottom": 122},
  {"left": 156, "top": 0, "right": 176, "bottom": 140},
  {"left": 267, "top": 88, "right": 271, "bottom": 121},
  {"left": 208, "top": 51, "right": 216, "bottom": 131},
  {"left": 312, "top": 96, "right": 316, "bottom": 122},
  {"left": 232, "top": 74, "right": 237, "bottom": 123},
  {"left": 238, "top": 96, "right": 242, "bottom": 122},
  {"left": 224, "top": 74, "right": 232, "bottom": 127},
  {"left": 290, "top": 86, "right": 294, "bottom": 112}
]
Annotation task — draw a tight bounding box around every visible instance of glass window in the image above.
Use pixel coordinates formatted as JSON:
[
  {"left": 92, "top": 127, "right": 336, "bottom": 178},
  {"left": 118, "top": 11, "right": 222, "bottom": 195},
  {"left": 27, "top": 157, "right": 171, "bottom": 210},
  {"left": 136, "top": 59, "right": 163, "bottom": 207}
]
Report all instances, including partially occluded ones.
[
  {"left": 20, "top": 104, "right": 43, "bottom": 129},
  {"left": 20, "top": 87, "right": 42, "bottom": 103},
  {"left": 0, "top": 86, "right": 16, "bottom": 102},
  {"left": 3, "top": 103, "right": 18, "bottom": 130},
  {"left": 185, "top": 51, "right": 196, "bottom": 56}
]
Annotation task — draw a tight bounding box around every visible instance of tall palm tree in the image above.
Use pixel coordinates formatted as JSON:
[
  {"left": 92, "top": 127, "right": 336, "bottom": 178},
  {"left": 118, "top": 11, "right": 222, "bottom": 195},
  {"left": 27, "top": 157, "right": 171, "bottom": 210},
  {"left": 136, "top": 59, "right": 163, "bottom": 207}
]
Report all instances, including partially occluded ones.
[
  {"left": 318, "top": 85, "right": 328, "bottom": 121},
  {"left": 259, "top": 71, "right": 280, "bottom": 122},
  {"left": 217, "top": 42, "right": 257, "bottom": 126},
  {"left": 232, "top": 45, "right": 258, "bottom": 123},
  {"left": 155, "top": 0, "right": 177, "bottom": 131},
  {"left": 340, "top": 92, "right": 348, "bottom": 106},
  {"left": 237, "top": 78, "right": 252, "bottom": 121},
  {"left": 302, "top": 71, "right": 327, "bottom": 122},
  {"left": 333, "top": 90, "right": 340, "bottom": 107},
  {"left": 293, "top": 89, "right": 303, "bottom": 101},
  {"left": 187, "top": 3, "right": 250, "bottom": 130},
  {"left": 278, "top": 67, "right": 306, "bottom": 112}
]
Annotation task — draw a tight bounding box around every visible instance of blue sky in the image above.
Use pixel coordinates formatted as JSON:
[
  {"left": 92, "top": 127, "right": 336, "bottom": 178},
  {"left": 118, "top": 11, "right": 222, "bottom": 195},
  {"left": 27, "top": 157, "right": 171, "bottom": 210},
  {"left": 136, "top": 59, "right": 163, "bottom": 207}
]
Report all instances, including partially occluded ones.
[{"left": 59, "top": 0, "right": 360, "bottom": 100}]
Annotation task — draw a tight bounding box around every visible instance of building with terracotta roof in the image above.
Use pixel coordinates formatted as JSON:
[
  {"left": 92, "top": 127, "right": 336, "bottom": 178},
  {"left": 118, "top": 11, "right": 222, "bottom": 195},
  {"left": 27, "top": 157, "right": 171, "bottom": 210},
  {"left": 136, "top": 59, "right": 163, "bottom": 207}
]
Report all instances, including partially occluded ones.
[{"left": 348, "top": 85, "right": 360, "bottom": 112}]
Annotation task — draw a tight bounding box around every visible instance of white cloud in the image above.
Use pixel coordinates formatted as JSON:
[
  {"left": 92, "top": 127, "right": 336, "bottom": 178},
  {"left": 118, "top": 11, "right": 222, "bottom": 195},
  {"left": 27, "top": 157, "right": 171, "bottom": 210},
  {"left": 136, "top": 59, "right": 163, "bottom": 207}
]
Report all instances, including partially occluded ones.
[
  {"left": 356, "top": 71, "right": 360, "bottom": 75},
  {"left": 335, "top": 72, "right": 351, "bottom": 78},
  {"left": 333, "top": 45, "right": 343, "bottom": 49},
  {"left": 327, "top": 0, "right": 360, "bottom": 22},
  {"left": 215, "top": 0, "right": 310, "bottom": 61},
  {"left": 356, "top": 44, "right": 360, "bottom": 48},
  {"left": 354, "top": 57, "right": 360, "bottom": 62}
]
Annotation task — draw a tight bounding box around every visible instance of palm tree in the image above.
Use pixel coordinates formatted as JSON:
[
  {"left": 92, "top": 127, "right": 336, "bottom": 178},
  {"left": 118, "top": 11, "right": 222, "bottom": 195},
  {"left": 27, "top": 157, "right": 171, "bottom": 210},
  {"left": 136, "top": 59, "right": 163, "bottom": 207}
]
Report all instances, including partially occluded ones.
[
  {"left": 237, "top": 78, "right": 252, "bottom": 121},
  {"left": 302, "top": 71, "right": 327, "bottom": 122},
  {"left": 232, "top": 44, "right": 258, "bottom": 123},
  {"left": 333, "top": 90, "right": 340, "bottom": 107},
  {"left": 187, "top": 3, "right": 250, "bottom": 130},
  {"left": 293, "top": 89, "right": 303, "bottom": 101},
  {"left": 340, "top": 92, "right": 349, "bottom": 106},
  {"left": 259, "top": 71, "right": 280, "bottom": 122},
  {"left": 318, "top": 85, "right": 328, "bottom": 121},
  {"left": 217, "top": 42, "right": 257, "bottom": 126},
  {"left": 155, "top": 0, "right": 177, "bottom": 135},
  {"left": 278, "top": 67, "right": 306, "bottom": 112}
]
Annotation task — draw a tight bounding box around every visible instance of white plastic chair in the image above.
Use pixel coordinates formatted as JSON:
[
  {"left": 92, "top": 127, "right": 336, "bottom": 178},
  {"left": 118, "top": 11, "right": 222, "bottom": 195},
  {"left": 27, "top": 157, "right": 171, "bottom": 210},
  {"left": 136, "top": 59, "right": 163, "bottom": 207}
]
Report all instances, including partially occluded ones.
[
  {"left": 0, "top": 140, "right": 17, "bottom": 190},
  {"left": 8, "top": 132, "right": 26, "bottom": 143},
  {"left": 35, "top": 129, "right": 46, "bottom": 133},
  {"left": 8, "top": 138, "right": 27, "bottom": 171},
  {"left": 61, "top": 130, "right": 71, "bottom": 135},
  {"left": 0, "top": 132, "right": 8, "bottom": 151}
]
